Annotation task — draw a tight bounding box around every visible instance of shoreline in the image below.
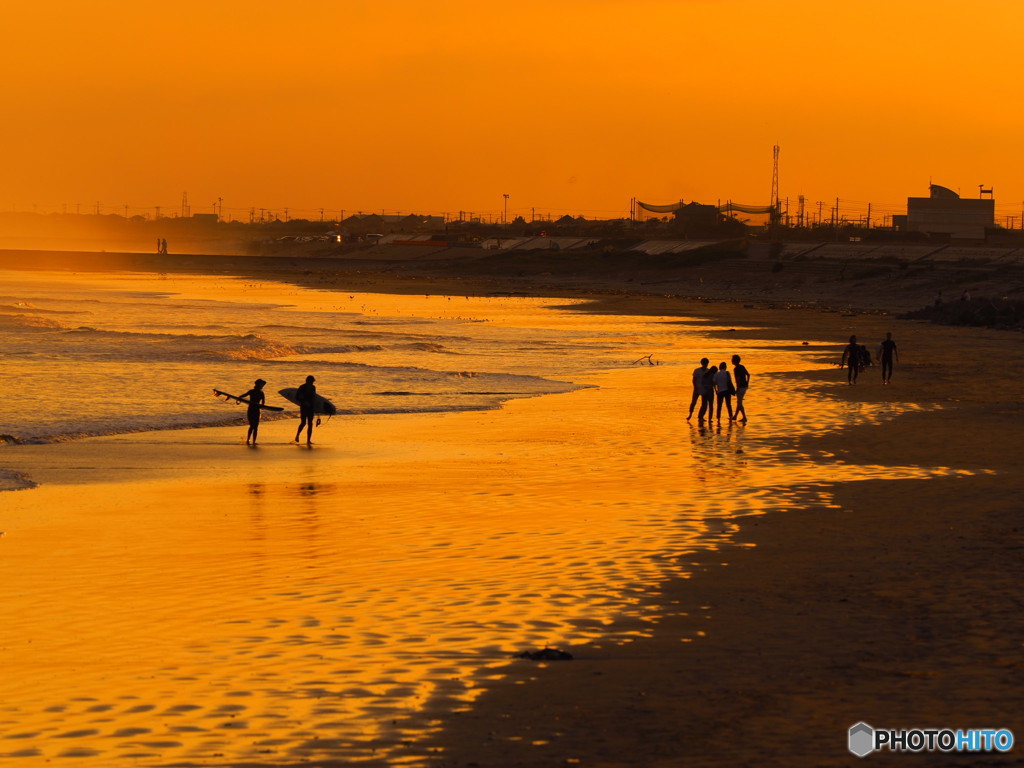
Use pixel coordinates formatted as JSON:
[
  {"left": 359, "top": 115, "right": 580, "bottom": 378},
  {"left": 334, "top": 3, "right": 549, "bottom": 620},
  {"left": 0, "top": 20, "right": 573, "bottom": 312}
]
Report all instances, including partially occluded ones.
[{"left": 2, "top": 253, "right": 1022, "bottom": 765}]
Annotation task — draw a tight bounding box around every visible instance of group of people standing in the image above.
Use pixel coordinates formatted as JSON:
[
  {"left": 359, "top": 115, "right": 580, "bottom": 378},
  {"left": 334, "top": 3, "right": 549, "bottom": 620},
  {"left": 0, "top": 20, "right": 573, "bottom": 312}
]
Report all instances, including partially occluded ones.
[{"left": 686, "top": 355, "right": 750, "bottom": 424}]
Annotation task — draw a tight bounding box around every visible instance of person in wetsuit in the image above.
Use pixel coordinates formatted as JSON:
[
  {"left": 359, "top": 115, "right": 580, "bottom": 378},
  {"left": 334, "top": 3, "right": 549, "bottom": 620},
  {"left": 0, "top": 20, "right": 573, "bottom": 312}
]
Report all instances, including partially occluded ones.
[
  {"left": 293, "top": 375, "right": 318, "bottom": 445},
  {"left": 840, "top": 335, "right": 861, "bottom": 384},
  {"left": 878, "top": 332, "right": 899, "bottom": 385},
  {"left": 241, "top": 378, "right": 267, "bottom": 445}
]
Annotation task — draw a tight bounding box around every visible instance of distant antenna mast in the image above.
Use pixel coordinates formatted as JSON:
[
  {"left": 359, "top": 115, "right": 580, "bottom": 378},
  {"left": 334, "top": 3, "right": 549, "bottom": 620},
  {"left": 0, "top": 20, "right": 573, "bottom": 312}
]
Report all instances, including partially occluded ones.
[
  {"left": 770, "top": 145, "right": 781, "bottom": 228},
  {"left": 181, "top": 192, "right": 190, "bottom": 218}
]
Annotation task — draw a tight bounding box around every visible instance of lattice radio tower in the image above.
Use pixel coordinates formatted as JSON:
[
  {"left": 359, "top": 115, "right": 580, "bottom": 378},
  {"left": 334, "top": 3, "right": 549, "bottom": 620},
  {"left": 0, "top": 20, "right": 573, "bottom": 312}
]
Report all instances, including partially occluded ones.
[{"left": 770, "top": 145, "right": 780, "bottom": 227}]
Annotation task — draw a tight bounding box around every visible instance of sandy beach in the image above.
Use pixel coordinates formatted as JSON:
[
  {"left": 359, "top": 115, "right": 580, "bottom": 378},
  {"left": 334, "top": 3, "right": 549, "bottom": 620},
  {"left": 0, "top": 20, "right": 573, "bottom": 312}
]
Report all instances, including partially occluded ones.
[{"left": 1, "top": 253, "right": 1022, "bottom": 767}]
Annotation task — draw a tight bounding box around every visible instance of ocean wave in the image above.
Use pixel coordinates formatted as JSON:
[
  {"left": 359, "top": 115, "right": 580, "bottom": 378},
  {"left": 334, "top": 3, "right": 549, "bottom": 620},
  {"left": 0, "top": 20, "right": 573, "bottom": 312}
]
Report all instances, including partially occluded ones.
[
  {"left": 0, "top": 301, "right": 82, "bottom": 315},
  {"left": 0, "top": 411, "right": 295, "bottom": 446},
  {"left": 400, "top": 342, "right": 451, "bottom": 353},
  {"left": 317, "top": 344, "right": 385, "bottom": 354},
  {"left": 54, "top": 328, "right": 317, "bottom": 362},
  {"left": 0, "top": 469, "right": 37, "bottom": 492},
  {"left": 0, "top": 314, "right": 68, "bottom": 330}
]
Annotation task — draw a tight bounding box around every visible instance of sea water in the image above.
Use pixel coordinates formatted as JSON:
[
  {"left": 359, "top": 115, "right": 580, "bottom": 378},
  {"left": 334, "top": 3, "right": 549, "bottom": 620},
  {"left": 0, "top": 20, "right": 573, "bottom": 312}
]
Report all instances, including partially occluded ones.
[
  {"left": 0, "top": 270, "right": 602, "bottom": 445},
  {"left": 0, "top": 268, "right": 967, "bottom": 766}
]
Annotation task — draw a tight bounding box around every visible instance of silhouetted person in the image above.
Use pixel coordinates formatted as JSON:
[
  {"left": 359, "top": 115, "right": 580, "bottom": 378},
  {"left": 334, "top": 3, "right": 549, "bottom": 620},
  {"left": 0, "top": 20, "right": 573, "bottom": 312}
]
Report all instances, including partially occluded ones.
[
  {"left": 241, "top": 378, "right": 267, "bottom": 445},
  {"left": 293, "top": 375, "right": 317, "bottom": 445},
  {"left": 698, "top": 364, "right": 716, "bottom": 422},
  {"left": 686, "top": 358, "right": 710, "bottom": 420},
  {"left": 160, "top": 238, "right": 168, "bottom": 254},
  {"left": 878, "top": 332, "right": 899, "bottom": 384},
  {"left": 713, "top": 362, "right": 734, "bottom": 422},
  {"left": 840, "top": 335, "right": 860, "bottom": 384},
  {"left": 732, "top": 354, "right": 750, "bottom": 422}
]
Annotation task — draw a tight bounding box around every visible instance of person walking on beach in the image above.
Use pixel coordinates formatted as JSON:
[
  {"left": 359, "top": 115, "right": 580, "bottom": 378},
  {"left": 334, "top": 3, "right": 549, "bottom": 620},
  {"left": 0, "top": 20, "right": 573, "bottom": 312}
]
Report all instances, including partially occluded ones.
[
  {"left": 878, "top": 332, "right": 899, "bottom": 384},
  {"left": 840, "top": 335, "right": 861, "bottom": 384},
  {"left": 241, "top": 378, "right": 267, "bottom": 445},
  {"left": 732, "top": 354, "right": 750, "bottom": 422},
  {"left": 713, "top": 362, "right": 735, "bottom": 422},
  {"left": 293, "top": 375, "right": 318, "bottom": 445},
  {"left": 698, "top": 363, "right": 716, "bottom": 422},
  {"left": 686, "top": 358, "right": 711, "bottom": 420}
]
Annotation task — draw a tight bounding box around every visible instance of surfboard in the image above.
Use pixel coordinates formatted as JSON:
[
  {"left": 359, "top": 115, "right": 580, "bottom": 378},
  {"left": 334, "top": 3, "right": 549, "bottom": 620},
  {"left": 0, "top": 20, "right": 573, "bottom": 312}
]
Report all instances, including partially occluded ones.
[
  {"left": 278, "top": 387, "right": 337, "bottom": 416},
  {"left": 213, "top": 389, "right": 285, "bottom": 412}
]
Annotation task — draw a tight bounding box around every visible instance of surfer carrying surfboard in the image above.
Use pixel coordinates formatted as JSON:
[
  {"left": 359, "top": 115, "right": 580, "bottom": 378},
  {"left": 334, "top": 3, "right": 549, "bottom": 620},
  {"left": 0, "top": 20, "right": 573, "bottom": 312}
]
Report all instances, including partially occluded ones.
[
  {"left": 293, "top": 375, "right": 318, "bottom": 445},
  {"left": 241, "top": 379, "right": 268, "bottom": 445}
]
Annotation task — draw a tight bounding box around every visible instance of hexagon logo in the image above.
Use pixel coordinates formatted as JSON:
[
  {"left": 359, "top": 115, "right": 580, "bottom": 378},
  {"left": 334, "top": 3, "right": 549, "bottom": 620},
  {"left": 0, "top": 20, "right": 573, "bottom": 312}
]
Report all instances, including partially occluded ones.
[{"left": 849, "top": 722, "right": 875, "bottom": 757}]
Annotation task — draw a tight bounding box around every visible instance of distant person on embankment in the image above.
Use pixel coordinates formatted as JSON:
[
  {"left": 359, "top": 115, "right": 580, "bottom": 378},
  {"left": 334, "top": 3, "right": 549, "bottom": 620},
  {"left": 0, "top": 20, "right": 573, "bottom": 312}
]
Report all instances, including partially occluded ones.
[
  {"left": 293, "top": 375, "right": 318, "bottom": 445},
  {"left": 732, "top": 354, "right": 750, "bottom": 422},
  {"left": 878, "top": 332, "right": 899, "bottom": 385},
  {"left": 241, "top": 378, "right": 267, "bottom": 445},
  {"left": 840, "top": 335, "right": 861, "bottom": 384},
  {"left": 686, "top": 358, "right": 710, "bottom": 420}
]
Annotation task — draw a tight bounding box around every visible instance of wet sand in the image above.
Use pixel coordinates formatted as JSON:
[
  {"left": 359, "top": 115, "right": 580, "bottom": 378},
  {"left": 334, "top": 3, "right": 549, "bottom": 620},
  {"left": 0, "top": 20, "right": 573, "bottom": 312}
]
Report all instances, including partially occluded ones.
[
  {"left": 424, "top": 303, "right": 1024, "bottom": 767},
  {"left": 1, "top": 261, "right": 1022, "bottom": 766}
]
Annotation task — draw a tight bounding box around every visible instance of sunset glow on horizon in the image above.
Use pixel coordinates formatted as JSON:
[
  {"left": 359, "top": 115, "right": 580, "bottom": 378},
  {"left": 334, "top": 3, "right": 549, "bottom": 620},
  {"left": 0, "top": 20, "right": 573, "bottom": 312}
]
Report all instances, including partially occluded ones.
[{"left": 5, "top": 0, "right": 1024, "bottom": 223}]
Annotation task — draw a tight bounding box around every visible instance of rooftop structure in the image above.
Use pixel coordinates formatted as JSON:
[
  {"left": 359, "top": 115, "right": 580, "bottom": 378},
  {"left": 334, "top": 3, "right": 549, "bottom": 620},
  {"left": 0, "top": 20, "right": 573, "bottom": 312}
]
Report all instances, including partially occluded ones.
[{"left": 901, "top": 184, "right": 994, "bottom": 240}]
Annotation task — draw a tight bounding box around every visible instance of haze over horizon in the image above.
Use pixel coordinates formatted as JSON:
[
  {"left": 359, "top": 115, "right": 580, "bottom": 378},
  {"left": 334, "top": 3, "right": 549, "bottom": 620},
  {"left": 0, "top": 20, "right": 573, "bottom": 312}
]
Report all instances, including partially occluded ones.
[{"left": 5, "top": 0, "right": 1024, "bottom": 223}]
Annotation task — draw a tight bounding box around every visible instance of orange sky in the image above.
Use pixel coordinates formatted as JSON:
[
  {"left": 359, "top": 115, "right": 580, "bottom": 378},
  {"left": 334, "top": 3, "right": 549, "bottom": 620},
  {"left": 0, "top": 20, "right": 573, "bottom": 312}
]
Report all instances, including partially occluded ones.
[{"left": 4, "top": 0, "right": 1024, "bottom": 223}]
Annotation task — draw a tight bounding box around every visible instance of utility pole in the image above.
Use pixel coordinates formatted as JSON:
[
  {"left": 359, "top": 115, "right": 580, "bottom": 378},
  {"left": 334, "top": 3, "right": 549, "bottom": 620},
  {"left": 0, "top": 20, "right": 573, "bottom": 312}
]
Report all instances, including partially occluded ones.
[{"left": 503, "top": 194, "right": 509, "bottom": 226}]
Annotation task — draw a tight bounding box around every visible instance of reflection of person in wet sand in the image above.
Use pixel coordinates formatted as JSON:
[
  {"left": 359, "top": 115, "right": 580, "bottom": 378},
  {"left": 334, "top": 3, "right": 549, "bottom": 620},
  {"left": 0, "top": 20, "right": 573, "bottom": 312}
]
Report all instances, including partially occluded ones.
[
  {"left": 293, "top": 375, "right": 317, "bottom": 445},
  {"left": 713, "top": 362, "right": 734, "bottom": 422},
  {"left": 241, "top": 378, "right": 267, "bottom": 445},
  {"left": 686, "top": 358, "right": 710, "bottom": 420},
  {"left": 878, "top": 332, "right": 899, "bottom": 384},
  {"left": 732, "top": 354, "right": 750, "bottom": 422},
  {"left": 840, "top": 334, "right": 861, "bottom": 384}
]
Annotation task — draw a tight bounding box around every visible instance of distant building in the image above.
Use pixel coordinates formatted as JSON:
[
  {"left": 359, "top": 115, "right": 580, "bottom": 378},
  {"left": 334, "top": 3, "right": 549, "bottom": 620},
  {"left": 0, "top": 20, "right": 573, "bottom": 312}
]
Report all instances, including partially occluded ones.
[{"left": 900, "top": 184, "right": 994, "bottom": 240}]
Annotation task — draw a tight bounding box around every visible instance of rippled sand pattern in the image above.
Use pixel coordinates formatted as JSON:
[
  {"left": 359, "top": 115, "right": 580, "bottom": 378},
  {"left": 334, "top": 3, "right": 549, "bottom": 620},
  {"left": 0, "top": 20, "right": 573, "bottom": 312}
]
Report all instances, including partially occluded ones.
[{"left": 0, "top": 281, "right": 973, "bottom": 765}]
